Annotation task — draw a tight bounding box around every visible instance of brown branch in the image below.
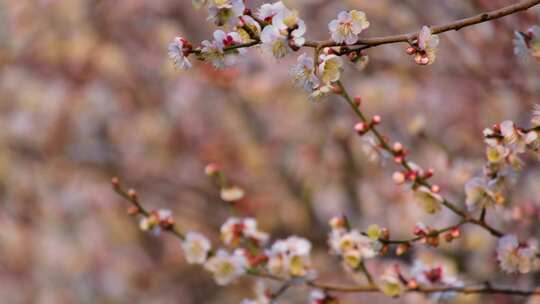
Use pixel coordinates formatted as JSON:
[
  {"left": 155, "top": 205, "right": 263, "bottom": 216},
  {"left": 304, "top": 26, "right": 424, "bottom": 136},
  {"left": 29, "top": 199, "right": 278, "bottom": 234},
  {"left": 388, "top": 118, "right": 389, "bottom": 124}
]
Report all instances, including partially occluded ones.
[{"left": 194, "top": 0, "right": 540, "bottom": 56}]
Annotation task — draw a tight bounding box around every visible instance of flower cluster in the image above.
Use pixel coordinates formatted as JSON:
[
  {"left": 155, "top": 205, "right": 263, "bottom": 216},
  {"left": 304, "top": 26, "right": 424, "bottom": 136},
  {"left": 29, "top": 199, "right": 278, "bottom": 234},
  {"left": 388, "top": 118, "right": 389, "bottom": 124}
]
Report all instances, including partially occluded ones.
[
  {"left": 139, "top": 209, "right": 174, "bottom": 234},
  {"left": 465, "top": 111, "right": 540, "bottom": 211},
  {"left": 328, "top": 217, "right": 382, "bottom": 270},
  {"left": 514, "top": 25, "right": 540, "bottom": 61},
  {"left": 406, "top": 26, "right": 440, "bottom": 65},
  {"left": 259, "top": 2, "right": 306, "bottom": 58},
  {"left": 221, "top": 217, "right": 269, "bottom": 247},
  {"left": 497, "top": 234, "right": 538, "bottom": 274},
  {"left": 266, "top": 236, "right": 315, "bottom": 279}
]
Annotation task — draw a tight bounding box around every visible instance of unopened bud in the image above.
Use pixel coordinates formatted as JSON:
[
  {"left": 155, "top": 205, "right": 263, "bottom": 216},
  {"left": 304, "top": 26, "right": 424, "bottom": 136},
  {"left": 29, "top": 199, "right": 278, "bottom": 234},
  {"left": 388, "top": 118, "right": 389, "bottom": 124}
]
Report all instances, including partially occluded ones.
[
  {"left": 394, "top": 155, "right": 404, "bottom": 164},
  {"left": 392, "top": 171, "right": 406, "bottom": 184},
  {"left": 406, "top": 47, "right": 416, "bottom": 55},
  {"left": 393, "top": 142, "right": 403, "bottom": 152},
  {"left": 127, "top": 206, "right": 139, "bottom": 215},
  {"left": 450, "top": 227, "right": 461, "bottom": 238},
  {"left": 381, "top": 228, "right": 390, "bottom": 240},
  {"left": 354, "top": 122, "right": 368, "bottom": 135},
  {"left": 380, "top": 244, "right": 390, "bottom": 256},
  {"left": 430, "top": 184, "right": 440, "bottom": 193},
  {"left": 331, "top": 84, "right": 342, "bottom": 94},
  {"left": 111, "top": 177, "right": 120, "bottom": 187},
  {"left": 372, "top": 115, "right": 381, "bottom": 124},
  {"left": 205, "top": 163, "right": 220, "bottom": 176},
  {"left": 354, "top": 96, "right": 362, "bottom": 106},
  {"left": 407, "top": 279, "right": 419, "bottom": 289},
  {"left": 396, "top": 243, "right": 410, "bottom": 256},
  {"left": 128, "top": 189, "right": 137, "bottom": 199}
]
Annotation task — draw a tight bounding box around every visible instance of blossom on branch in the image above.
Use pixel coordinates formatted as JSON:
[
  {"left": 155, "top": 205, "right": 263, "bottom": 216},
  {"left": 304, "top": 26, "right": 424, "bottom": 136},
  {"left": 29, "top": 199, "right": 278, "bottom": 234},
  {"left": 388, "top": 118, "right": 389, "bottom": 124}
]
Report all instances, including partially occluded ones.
[
  {"left": 328, "top": 10, "right": 369, "bottom": 45},
  {"left": 168, "top": 37, "right": 192, "bottom": 70},
  {"left": 204, "top": 249, "right": 248, "bottom": 285},
  {"left": 207, "top": 0, "right": 245, "bottom": 26},
  {"left": 267, "top": 236, "right": 315, "bottom": 279},
  {"left": 220, "top": 217, "right": 269, "bottom": 247},
  {"left": 497, "top": 235, "right": 538, "bottom": 274},
  {"left": 201, "top": 30, "right": 246, "bottom": 68},
  {"left": 181, "top": 231, "right": 212, "bottom": 264}
]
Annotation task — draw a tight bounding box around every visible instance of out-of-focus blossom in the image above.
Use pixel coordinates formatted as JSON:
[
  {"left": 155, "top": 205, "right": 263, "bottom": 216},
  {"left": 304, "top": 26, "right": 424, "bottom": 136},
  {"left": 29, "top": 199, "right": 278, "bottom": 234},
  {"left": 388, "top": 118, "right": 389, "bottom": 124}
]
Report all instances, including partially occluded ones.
[
  {"left": 328, "top": 228, "right": 380, "bottom": 269},
  {"left": 309, "top": 289, "right": 338, "bottom": 303},
  {"left": 220, "top": 217, "right": 269, "bottom": 246},
  {"left": 181, "top": 231, "right": 212, "bottom": 264},
  {"left": 168, "top": 37, "right": 192, "bottom": 70},
  {"left": 192, "top": 0, "right": 208, "bottom": 9},
  {"left": 204, "top": 249, "right": 247, "bottom": 285},
  {"left": 220, "top": 185, "right": 245, "bottom": 202},
  {"left": 290, "top": 53, "right": 319, "bottom": 92},
  {"left": 267, "top": 236, "right": 315, "bottom": 278},
  {"left": 464, "top": 177, "right": 497, "bottom": 211},
  {"left": 241, "top": 281, "right": 271, "bottom": 304},
  {"left": 201, "top": 30, "right": 246, "bottom": 68},
  {"left": 514, "top": 26, "right": 540, "bottom": 60},
  {"left": 207, "top": 0, "right": 245, "bottom": 26},
  {"left": 412, "top": 186, "right": 442, "bottom": 214},
  {"left": 531, "top": 104, "right": 540, "bottom": 126},
  {"left": 379, "top": 269, "right": 404, "bottom": 297},
  {"left": 409, "top": 261, "right": 462, "bottom": 301},
  {"left": 328, "top": 10, "right": 369, "bottom": 45},
  {"left": 497, "top": 234, "right": 538, "bottom": 273},
  {"left": 412, "top": 26, "right": 439, "bottom": 65},
  {"left": 139, "top": 209, "right": 174, "bottom": 234}
]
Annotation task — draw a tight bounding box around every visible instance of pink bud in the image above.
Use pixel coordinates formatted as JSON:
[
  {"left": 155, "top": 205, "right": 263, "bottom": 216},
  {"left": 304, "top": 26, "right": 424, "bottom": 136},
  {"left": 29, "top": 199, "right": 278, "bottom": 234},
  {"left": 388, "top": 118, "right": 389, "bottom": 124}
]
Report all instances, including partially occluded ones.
[
  {"left": 430, "top": 184, "right": 440, "bottom": 193},
  {"left": 354, "top": 96, "right": 362, "bottom": 106},
  {"left": 372, "top": 115, "right": 381, "bottom": 124},
  {"left": 406, "top": 47, "right": 416, "bottom": 55},
  {"left": 393, "top": 142, "right": 403, "bottom": 152},
  {"left": 354, "top": 122, "right": 368, "bottom": 134},
  {"left": 392, "top": 171, "right": 406, "bottom": 184}
]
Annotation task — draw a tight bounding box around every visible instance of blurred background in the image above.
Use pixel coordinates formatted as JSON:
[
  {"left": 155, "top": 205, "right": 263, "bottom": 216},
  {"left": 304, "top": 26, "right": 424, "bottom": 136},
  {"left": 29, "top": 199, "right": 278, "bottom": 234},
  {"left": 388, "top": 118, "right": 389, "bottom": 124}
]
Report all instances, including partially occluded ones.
[{"left": 1, "top": 0, "right": 540, "bottom": 303}]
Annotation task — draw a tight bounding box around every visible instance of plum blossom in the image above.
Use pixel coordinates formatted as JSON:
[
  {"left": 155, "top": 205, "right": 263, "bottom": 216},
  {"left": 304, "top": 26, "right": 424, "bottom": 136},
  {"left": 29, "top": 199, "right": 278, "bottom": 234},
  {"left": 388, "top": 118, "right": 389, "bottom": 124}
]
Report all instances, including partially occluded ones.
[
  {"left": 328, "top": 10, "right": 369, "bottom": 45},
  {"left": 513, "top": 26, "right": 540, "bottom": 60},
  {"left": 220, "top": 217, "right": 269, "bottom": 247},
  {"left": 257, "top": 1, "right": 288, "bottom": 23},
  {"left": 201, "top": 30, "right": 246, "bottom": 69},
  {"left": 181, "top": 231, "right": 211, "bottom": 264},
  {"left": 497, "top": 235, "right": 538, "bottom": 273},
  {"left": 409, "top": 261, "right": 462, "bottom": 301},
  {"left": 379, "top": 269, "right": 404, "bottom": 297},
  {"left": 412, "top": 186, "right": 442, "bottom": 214},
  {"left": 317, "top": 54, "right": 343, "bottom": 84},
  {"left": 168, "top": 37, "right": 192, "bottom": 70},
  {"left": 260, "top": 25, "right": 290, "bottom": 59},
  {"left": 139, "top": 209, "right": 174, "bottom": 234},
  {"left": 464, "top": 177, "right": 498, "bottom": 211},
  {"left": 411, "top": 26, "right": 439, "bottom": 65},
  {"left": 260, "top": 15, "right": 306, "bottom": 58},
  {"left": 328, "top": 228, "right": 380, "bottom": 270},
  {"left": 207, "top": 0, "right": 245, "bottom": 26},
  {"left": 204, "top": 249, "right": 248, "bottom": 285},
  {"left": 289, "top": 53, "right": 319, "bottom": 92},
  {"left": 267, "top": 236, "right": 315, "bottom": 279}
]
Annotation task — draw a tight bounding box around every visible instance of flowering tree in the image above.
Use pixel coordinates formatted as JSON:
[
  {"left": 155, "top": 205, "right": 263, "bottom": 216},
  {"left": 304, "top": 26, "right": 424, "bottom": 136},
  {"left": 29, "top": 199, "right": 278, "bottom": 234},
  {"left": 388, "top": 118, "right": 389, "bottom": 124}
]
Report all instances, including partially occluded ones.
[{"left": 114, "top": 0, "right": 540, "bottom": 302}]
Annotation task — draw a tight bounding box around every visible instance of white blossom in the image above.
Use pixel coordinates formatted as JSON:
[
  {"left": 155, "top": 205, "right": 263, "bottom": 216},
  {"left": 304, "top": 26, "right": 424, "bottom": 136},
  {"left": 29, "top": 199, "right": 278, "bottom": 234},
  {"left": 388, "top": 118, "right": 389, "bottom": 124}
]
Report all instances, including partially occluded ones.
[
  {"left": 220, "top": 217, "right": 269, "bottom": 246},
  {"left": 379, "top": 270, "right": 404, "bottom": 297},
  {"left": 328, "top": 10, "right": 369, "bottom": 45},
  {"left": 257, "top": 1, "right": 287, "bottom": 23},
  {"left": 207, "top": 0, "right": 245, "bottom": 26},
  {"left": 267, "top": 236, "right": 315, "bottom": 278},
  {"left": 260, "top": 25, "right": 291, "bottom": 59},
  {"left": 413, "top": 186, "right": 442, "bottom": 214},
  {"left": 168, "top": 37, "right": 192, "bottom": 70},
  {"left": 328, "top": 229, "right": 380, "bottom": 270},
  {"left": 181, "top": 231, "right": 211, "bottom": 264},
  {"left": 317, "top": 54, "right": 343, "bottom": 84},
  {"left": 464, "top": 177, "right": 497, "bottom": 211},
  {"left": 204, "top": 249, "right": 247, "bottom": 285},
  {"left": 290, "top": 53, "right": 319, "bottom": 92},
  {"left": 497, "top": 235, "right": 538, "bottom": 274},
  {"left": 201, "top": 30, "right": 246, "bottom": 69}
]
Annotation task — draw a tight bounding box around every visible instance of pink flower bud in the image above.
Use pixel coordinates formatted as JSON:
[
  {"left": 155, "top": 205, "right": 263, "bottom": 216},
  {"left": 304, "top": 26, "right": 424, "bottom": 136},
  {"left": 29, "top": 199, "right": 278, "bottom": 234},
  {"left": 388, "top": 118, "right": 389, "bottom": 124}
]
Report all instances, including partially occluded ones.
[
  {"left": 430, "top": 184, "right": 440, "bottom": 193},
  {"left": 372, "top": 115, "right": 381, "bottom": 124},
  {"left": 354, "top": 122, "right": 368, "bottom": 135},
  {"left": 392, "top": 171, "right": 406, "bottom": 184},
  {"left": 393, "top": 142, "right": 403, "bottom": 152}
]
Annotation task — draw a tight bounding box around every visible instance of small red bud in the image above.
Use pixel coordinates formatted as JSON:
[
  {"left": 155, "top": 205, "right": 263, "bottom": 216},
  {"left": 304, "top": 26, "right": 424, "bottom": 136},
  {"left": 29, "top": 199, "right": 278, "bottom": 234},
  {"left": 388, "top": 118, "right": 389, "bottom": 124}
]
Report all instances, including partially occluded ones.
[
  {"left": 444, "top": 232, "right": 454, "bottom": 242},
  {"left": 372, "top": 115, "right": 381, "bottom": 124},
  {"left": 354, "top": 96, "right": 362, "bottom": 106},
  {"left": 451, "top": 227, "right": 461, "bottom": 238},
  {"left": 128, "top": 189, "right": 137, "bottom": 199},
  {"left": 406, "top": 46, "right": 416, "bottom": 55},
  {"left": 127, "top": 206, "right": 139, "bottom": 215},
  {"left": 354, "top": 122, "right": 368, "bottom": 135},
  {"left": 393, "top": 142, "right": 403, "bottom": 152},
  {"left": 394, "top": 155, "right": 404, "bottom": 164},
  {"left": 331, "top": 84, "right": 342, "bottom": 94},
  {"left": 430, "top": 184, "right": 440, "bottom": 193},
  {"left": 396, "top": 243, "right": 410, "bottom": 256},
  {"left": 408, "top": 279, "right": 419, "bottom": 289}
]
